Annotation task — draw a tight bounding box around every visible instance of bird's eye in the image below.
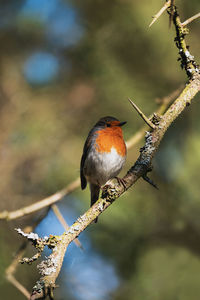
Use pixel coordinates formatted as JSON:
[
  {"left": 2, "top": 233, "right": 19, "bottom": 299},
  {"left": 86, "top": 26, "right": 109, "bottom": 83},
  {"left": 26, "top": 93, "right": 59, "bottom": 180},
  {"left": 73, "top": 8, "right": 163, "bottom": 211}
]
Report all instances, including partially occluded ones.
[{"left": 107, "top": 123, "right": 111, "bottom": 127}]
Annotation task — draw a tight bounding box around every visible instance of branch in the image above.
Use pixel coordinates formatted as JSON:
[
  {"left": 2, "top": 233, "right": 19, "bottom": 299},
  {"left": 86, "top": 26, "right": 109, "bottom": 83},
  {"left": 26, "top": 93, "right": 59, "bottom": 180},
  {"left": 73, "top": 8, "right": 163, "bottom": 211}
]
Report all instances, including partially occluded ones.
[
  {"left": 25, "top": 78, "right": 200, "bottom": 299},
  {"left": 5, "top": 226, "right": 33, "bottom": 299},
  {"left": 4, "top": 89, "right": 180, "bottom": 299},
  {"left": 0, "top": 178, "right": 80, "bottom": 220},
  {"left": 6, "top": 274, "right": 30, "bottom": 299}
]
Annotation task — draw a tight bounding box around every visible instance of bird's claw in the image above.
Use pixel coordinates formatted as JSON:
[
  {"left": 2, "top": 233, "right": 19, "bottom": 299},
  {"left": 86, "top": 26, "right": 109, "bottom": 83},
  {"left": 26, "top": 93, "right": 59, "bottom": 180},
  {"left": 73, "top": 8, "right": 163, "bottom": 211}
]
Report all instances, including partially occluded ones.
[{"left": 114, "top": 177, "right": 127, "bottom": 190}]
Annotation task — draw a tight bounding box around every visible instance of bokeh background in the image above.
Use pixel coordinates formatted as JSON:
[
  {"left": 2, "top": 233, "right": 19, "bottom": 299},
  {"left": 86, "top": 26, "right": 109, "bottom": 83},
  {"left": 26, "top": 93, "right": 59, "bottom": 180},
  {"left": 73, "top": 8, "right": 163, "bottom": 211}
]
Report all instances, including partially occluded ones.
[{"left": 0, "top": 0, "right": 200, "bottom": 299}]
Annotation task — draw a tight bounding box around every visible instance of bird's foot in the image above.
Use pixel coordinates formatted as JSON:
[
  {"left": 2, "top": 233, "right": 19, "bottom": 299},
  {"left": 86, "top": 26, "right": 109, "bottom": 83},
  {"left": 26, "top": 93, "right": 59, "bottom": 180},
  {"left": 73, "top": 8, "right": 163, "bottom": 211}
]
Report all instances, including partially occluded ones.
[
  {"left": 101, "top": 183, "right": 112, "bottom": 193},
  {"left": 114, "top": 177, "right": 127, "bottom": 190}
]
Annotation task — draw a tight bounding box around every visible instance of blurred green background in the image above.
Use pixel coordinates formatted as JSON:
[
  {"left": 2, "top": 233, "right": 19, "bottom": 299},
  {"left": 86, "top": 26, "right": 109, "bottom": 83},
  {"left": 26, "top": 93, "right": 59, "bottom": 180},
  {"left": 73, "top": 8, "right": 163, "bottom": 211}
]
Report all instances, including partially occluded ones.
[{"left": 0, "top": 0, "right": 200, "bottom": 299}]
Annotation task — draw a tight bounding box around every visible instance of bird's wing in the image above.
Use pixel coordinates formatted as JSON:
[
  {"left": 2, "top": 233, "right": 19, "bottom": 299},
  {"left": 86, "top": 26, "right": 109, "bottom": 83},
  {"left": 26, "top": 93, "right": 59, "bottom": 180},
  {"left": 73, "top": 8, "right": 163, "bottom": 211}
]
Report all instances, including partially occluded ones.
[{"left": 80, "top": 130, "right": 94, "bottom": 190}]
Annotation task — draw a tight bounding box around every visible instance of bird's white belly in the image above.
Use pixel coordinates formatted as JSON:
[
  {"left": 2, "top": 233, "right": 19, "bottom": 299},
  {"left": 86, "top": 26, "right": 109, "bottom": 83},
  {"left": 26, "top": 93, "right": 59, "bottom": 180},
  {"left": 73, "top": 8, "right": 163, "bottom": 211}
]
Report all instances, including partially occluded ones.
[{"left": 84, "top": 147, "right": 125, "bottom": 186}]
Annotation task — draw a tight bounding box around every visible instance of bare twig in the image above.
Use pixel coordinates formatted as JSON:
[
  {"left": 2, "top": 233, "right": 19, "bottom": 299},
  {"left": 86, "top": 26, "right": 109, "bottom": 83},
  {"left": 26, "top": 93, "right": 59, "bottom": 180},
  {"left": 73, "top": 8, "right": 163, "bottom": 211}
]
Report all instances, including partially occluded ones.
[
  {"left": 51, "top": 204, "right": 83, "bottom": 250},
  {"left": 0, "top": 178, "right": 80, "bottom": 220},
  {"left": 149, "top": 0, "right": 171, "bottom": 27},
  {"left": 5, "top": 226, "right": 33, "bottom": 299},
  {"left": 6, "top": 273, "right": 30, "bottom": 299},
  {"left": 182, "top": 12, "right": 200, "bottom": 27},
  {"left": 128, "top": 98, "right": 156, "bottom": 129}
]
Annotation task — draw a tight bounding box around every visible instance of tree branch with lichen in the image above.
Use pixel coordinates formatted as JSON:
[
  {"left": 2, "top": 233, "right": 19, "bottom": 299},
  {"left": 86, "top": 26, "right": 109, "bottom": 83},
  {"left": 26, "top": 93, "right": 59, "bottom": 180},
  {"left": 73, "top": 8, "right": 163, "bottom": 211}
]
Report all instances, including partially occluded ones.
[
  {"left": 3, "top": 86, "right": 180, "bottom": 300},
  {"left": 13, "top": 2, "right": 200, "bottom": 299}
]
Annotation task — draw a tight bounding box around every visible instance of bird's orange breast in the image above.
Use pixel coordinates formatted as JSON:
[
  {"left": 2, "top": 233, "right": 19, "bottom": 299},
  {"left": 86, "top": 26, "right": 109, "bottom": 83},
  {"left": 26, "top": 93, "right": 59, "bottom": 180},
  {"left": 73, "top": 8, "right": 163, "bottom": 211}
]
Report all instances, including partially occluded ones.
[{"left": 95, "top": 127, "right": 126, "bottom": 156}]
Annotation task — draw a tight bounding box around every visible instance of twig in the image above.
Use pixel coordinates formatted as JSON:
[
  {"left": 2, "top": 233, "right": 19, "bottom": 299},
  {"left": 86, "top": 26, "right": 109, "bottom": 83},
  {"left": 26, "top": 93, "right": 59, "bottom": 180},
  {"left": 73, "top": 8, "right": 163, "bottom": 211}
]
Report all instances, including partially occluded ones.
[
  {"left": 6, "top": 242, "right": 27, "bottom": 275},
  {"left": 182, "top": 12, "right": 200, "bottom": 27},
  {"left": 0, "top": 178, "right": 80, "bottom": 220},
  {"left": 51, "top": 204, "right": 83, "bottom": 250},
  {"left": 128, "top": 98, "right": 156, "bottom": 129},
  {"left": 149, "top": 0, "right": 171, "bottom": 27},
  {"left": 5, "top": 226, "right": 33, "bottom": 299},
  {"left": 6, "top": 274, "right": 30, "bottom": 299}
]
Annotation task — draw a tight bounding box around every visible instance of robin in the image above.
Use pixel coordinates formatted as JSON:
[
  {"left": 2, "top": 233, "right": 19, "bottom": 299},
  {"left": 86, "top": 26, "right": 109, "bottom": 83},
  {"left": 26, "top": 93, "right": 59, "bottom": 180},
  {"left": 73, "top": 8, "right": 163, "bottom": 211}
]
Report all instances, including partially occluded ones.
[{"left": 80, "top": 116, "right": 127, "bottom": 222}]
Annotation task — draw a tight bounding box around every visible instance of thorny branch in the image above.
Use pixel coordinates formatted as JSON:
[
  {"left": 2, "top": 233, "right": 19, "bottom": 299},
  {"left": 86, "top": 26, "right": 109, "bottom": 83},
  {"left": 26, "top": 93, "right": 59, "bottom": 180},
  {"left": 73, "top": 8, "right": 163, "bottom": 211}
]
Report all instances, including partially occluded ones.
[
  {"left": 8, "top": 2, "right": 200, "bottom": 299},
  {"left": 3, "top": 86, "right": 180, "bottom": 299},
  {"left": 2, "top": 87, "right": 180, "bottom": 300}
]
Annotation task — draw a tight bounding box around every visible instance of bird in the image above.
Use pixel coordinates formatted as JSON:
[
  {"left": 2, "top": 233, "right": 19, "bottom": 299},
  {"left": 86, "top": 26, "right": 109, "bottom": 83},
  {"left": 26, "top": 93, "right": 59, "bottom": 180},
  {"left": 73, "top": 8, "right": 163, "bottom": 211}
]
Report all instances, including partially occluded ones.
[{"left": 80, "top": 116, "right": 127, "bottom": 222}]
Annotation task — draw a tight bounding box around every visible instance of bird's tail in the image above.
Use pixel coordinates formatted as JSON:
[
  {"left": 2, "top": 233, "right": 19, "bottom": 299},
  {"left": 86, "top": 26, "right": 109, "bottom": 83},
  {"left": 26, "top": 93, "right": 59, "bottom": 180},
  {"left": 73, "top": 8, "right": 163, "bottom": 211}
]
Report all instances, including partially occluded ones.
[{"left": 90, "top": 183, "right": 100, "bottom": 223}]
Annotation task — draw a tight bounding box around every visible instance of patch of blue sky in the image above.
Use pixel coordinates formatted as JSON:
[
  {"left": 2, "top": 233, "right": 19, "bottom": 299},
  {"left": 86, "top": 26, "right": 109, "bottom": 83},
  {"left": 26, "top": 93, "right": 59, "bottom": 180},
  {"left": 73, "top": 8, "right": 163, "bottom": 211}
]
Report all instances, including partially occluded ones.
[
  {"left": 19, "top": 0, "right": 84, "bottom": 48},
  {"left": 23, "top": 51, "right": 60, "bottom": 85},
  {"left": 62, "top": 251, "right": 120, "bottom": 300},
  {"left": 47, "top": 6, "right": 84, "bottom": 48},
  {"left": 20, "top": 0, "right": 58, "bottom": 23}
]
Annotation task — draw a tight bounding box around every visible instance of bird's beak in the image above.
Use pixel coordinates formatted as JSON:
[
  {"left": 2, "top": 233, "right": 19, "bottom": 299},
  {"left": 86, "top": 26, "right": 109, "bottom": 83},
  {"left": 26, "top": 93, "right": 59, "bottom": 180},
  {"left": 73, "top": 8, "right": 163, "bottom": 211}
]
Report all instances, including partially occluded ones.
[{"left": 119, "top": 121, "right": 127, "bottom": 127}]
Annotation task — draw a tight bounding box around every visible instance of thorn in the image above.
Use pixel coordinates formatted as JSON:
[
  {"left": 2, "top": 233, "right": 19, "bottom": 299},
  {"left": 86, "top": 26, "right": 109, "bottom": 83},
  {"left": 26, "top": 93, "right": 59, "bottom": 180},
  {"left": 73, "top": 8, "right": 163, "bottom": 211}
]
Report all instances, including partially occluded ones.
[
  {"left": 149, "top": 0, "right": 171, "bottom": 28},
  {"left": 181, "top": 12, "right": 200, "bottom": 27},
  {"left": 142, "top": 175, "right": 158, "bottom": 190},
  {"left": 128, "top": 98, "right": 156, "bottom": 130}
]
